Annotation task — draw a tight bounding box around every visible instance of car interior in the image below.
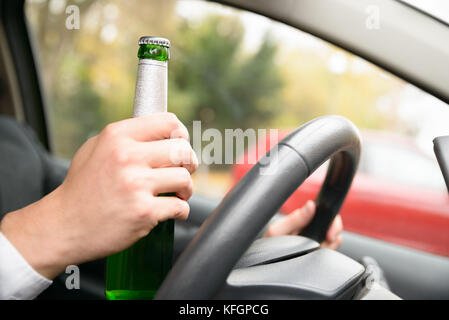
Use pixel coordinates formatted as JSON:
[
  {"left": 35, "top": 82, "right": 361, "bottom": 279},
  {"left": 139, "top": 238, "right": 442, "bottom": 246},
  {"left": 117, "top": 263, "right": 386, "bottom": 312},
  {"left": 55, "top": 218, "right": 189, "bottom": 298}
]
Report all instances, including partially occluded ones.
[{"left": 0, "top": 0, "right": 448, "bottom": 299}]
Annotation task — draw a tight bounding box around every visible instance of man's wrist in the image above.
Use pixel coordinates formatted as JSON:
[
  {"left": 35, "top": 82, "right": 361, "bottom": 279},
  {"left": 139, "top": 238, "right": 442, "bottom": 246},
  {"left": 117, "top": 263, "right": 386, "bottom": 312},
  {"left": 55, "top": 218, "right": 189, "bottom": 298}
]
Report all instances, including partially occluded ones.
[
  {"left": 0, "top": 188, "right": 71, "bottom": 280},
  {"left": 0, "top": 232, "right": 53, "bottom": 299}
]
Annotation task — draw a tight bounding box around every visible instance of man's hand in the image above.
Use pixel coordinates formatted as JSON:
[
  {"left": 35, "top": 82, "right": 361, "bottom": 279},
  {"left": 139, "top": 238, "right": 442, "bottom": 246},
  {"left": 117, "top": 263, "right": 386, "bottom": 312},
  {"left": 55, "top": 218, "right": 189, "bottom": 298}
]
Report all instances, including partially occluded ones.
[
  {"left": 264, "top": 200, "right": 343, "bottom": 250},
  {"left": 0, "top": 113, "right": 198, "bottom": 279}
]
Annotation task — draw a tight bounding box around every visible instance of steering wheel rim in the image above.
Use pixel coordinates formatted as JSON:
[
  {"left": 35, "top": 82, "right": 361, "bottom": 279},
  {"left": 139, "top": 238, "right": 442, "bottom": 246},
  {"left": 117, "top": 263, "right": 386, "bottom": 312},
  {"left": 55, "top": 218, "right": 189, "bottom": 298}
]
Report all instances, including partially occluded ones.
[{"left": 156, "top": 115, "right": 361, "bottom": 299}]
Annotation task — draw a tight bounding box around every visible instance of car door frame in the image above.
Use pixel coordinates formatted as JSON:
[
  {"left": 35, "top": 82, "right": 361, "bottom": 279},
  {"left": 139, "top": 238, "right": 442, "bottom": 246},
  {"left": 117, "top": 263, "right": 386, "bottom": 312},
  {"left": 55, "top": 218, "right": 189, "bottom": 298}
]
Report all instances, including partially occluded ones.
[{"left": 0, "top": 0, "right": 50, "bottom": 150}]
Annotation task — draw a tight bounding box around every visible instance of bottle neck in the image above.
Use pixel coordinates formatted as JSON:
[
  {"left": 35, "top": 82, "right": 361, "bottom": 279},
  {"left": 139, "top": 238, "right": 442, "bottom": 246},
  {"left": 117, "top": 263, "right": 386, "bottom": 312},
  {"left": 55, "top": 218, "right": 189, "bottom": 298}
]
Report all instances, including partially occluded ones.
[{"left": 138, "top": 44, "right": 169, "bottom": 62}]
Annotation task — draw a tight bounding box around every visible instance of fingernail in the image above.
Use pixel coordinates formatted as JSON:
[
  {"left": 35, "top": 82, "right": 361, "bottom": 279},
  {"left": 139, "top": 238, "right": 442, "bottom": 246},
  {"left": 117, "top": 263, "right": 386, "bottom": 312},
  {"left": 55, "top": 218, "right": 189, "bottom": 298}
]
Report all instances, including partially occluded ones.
[
  {"left": 171, "top": 127, "right": 189, "bottom": 140},
  {"left": 306, "top": 200, "right": 315, "bottom": 210},
  {"left": 302, "top": 205, "right": 312, "bottom": 217}
]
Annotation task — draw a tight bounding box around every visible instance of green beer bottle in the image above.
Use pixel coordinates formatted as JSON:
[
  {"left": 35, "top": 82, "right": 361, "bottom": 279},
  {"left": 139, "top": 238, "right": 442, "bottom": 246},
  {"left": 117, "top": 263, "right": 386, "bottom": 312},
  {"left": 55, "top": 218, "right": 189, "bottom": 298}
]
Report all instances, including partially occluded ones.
[{"left": 105, "top": 36, "right": 173, "bottom": 300}]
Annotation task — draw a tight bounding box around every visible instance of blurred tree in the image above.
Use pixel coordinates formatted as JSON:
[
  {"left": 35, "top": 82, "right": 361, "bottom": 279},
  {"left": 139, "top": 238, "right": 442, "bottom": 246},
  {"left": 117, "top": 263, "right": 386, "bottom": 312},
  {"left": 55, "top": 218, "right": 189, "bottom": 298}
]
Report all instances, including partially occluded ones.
[
  {"left": 26, "top": 0, "right": 104, "bottom": 157},
  {"left": 26, "top": 0, "right": 178, "bottom": 158},
  {"left": 25, "top": 0, "right": 406, "bottom": 163},
  {"left": 169, "top": 15, "right": 283, "bottom": 131},
  {"left": 51, "top": 58, "right": 104, "bottom": 157},
  {"left": 274, "top": 48, "right": 404, "bottom": 131}
]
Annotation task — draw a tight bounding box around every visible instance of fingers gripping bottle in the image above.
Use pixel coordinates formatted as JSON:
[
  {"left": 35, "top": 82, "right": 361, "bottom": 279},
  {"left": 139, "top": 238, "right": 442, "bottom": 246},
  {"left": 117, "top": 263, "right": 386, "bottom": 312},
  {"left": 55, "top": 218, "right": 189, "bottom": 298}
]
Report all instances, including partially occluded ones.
[{"left": 105, "top": 37, "right": 173, "bottom": 300}]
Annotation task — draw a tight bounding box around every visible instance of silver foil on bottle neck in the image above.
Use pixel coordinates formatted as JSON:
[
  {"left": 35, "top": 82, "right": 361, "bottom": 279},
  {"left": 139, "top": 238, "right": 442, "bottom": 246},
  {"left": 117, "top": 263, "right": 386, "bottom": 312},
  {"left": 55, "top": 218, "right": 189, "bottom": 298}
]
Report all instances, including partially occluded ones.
[{"left": 132, "top": 59, "right": 167, "bottom": 117}]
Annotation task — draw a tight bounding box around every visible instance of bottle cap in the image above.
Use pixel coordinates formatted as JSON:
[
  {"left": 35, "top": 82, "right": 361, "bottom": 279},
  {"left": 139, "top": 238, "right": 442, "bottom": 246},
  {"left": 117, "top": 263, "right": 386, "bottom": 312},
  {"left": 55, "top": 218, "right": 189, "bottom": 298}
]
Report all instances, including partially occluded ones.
[{"left": 138, "top": 36, "right": 170, "bottom": 48}]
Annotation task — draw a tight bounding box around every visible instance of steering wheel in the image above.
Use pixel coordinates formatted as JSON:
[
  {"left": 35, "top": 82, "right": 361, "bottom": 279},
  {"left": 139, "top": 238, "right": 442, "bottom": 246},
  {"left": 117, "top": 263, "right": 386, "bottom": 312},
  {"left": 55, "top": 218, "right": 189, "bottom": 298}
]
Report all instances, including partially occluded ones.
[{"left": 155, "top": 115, "right": 361, "bottom": 299}]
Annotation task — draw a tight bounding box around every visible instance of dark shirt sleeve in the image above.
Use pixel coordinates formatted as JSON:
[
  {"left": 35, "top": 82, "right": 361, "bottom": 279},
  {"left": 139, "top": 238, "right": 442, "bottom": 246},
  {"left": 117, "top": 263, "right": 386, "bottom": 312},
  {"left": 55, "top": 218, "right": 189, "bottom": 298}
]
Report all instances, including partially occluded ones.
[{"left": 0, "top": 116, "right": 67, "bottom": 217}]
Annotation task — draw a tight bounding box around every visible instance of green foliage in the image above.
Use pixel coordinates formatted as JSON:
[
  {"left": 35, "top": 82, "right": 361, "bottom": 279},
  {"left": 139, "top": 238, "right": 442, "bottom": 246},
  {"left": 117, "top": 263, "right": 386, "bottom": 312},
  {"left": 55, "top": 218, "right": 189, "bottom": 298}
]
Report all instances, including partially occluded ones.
[
  {"left": 169, "top": 16, "right": 283, "bottom": 131},
  {"left": 26, "top": 0, "right": 405, "bottom": 161},
  {"left": 49, "top": 53, "right": 106, "bottom": 157}
]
